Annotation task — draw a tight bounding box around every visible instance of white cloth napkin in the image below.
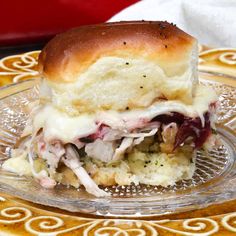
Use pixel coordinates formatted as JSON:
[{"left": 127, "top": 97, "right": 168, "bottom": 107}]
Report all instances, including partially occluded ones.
[{"left": 109, "top": 0, "right": 236, "bottom": 47}]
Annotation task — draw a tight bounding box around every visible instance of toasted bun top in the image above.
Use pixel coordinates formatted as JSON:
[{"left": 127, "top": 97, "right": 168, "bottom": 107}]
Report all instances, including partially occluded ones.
[
  {"left": 38, "top": 21, "right": 198, "bottom": 114},
  {"left": 38, "top": 21, "right": 196, "bottom": 83}
]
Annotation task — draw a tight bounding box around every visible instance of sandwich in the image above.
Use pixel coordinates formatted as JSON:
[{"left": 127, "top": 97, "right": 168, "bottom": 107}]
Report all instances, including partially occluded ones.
[{"left": 2, "top": 21, "right": 219, "bottom": 197}]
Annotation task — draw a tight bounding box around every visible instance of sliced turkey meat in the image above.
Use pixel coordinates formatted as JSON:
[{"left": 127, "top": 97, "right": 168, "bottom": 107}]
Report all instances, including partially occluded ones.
[
  {"left": 85, "top": 139, "right": 117, "bottom": 163},
  {"left": 63, "top": 144, "right": 109, "bottom": 197},
  {"left": 112, "top": 128, "right": 158, "bottom": 161},
  {"left": 112, "top": 137, "right": 133, "bottom": 161},
  {"left": 37, "top": 137, "right": 64, "bottom": 172},
  {"left": 84, "top": 127, "right": 159, "bottom": 162}
]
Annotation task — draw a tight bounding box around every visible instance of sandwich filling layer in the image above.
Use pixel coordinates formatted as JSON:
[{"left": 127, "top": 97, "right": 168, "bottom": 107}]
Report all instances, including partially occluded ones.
[{"left": 2, "top": 83, "right": 218, "bottom": 197}]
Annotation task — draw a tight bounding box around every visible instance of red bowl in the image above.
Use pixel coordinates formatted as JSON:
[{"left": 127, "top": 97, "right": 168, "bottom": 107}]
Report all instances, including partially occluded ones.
[{"left": 0, "top": 0, "right": 139, "bottom": 46}]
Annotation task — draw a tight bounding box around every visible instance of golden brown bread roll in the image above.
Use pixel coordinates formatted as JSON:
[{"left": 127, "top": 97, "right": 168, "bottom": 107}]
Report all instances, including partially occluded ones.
[{"left": 38, "top": 21, "right": 198, "bottom": 114}]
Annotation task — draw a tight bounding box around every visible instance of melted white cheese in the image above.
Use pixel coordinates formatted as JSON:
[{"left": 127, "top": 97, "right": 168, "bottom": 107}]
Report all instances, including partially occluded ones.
[
  {"left": 32, "top": 84, "right": 217, "bottom": 143},
  {"left": 33, "top": 106, "right": 98, "bottom": 143}
]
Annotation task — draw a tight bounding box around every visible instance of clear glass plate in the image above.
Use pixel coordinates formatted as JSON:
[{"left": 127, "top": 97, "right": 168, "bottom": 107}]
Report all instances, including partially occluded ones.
[{"left": 0, "top": 80, "right": 235, "bottom": 217}]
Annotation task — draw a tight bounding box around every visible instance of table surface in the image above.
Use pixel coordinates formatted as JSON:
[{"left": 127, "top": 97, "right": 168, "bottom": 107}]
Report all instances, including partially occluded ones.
[{"left": 0, "top": 46, "right": 235, "bottom": 235}]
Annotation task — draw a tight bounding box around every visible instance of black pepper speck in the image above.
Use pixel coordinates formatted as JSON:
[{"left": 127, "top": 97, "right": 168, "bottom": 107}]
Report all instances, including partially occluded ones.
[{"left": 159, "top": 23, "right": 165, "bottom": 30}]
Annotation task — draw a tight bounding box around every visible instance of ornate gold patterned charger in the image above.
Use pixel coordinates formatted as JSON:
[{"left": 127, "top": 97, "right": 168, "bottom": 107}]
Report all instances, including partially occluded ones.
[{"left": 0, "top": 47, "right": 235, "bottom": 235}]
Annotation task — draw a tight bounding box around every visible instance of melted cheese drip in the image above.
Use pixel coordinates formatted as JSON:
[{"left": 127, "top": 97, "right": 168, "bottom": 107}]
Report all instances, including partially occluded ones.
[
  {"left": 33, "top": 107, "right": 98, "bottom": 143},
  {"left": 32, "top": 84, "right": 217, "bottom": 143}
]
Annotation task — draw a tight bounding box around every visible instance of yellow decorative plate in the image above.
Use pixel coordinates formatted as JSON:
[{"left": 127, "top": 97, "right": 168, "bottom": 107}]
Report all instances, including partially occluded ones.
[{"left": 0, "top": 47, "right": 235, "bottom": 235}]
